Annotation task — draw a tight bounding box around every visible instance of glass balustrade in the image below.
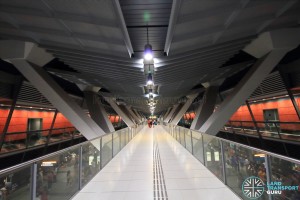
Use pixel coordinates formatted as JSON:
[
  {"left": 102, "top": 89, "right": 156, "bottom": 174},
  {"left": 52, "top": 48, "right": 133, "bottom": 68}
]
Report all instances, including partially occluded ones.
[
  {"left": 0, "top": 127, "right": 82, "bottom": 154},
  {"left": 0, "top": 123, "right": 144, "bottom": 200},
  {"left": 223, "top": 121, "right": 300, "bottom": 142},
  {"left": 164, "top": 124, "right": 300, "bottom": 200}
]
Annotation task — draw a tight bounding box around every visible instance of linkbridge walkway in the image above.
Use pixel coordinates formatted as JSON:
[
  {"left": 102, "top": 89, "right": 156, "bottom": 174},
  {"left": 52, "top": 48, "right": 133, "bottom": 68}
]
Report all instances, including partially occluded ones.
[{"left": 73, "top": 125, "right": 239, "bottom": 200}]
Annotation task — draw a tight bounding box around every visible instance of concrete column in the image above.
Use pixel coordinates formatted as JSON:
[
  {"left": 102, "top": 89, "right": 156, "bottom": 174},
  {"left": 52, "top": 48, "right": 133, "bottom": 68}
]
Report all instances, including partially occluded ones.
[
  {"left": 10, "top": 60, "right": 106, "bottom": 139},
  {"left": 133, "top": 109, "right": 143, "bottom": 122},
  {"left": 199, "top": 28, "right": 300, "bottom": 135},
  {"left": 107, "top": 99, "right": 135, "bottom": 127},
  {"left": 163, "top": 107, "right": 172, "bottom": 120},
  {"left": 171, "top": 93, "right": 199, "bottom": 125},
  {"left": 84, "top": 91, "right": 115, "bottom": 133},
  {"left": 0, "top": 44, "right": 107, "bottom": 140},
  {"left": 120, "top": 105, "right": 137, "bottom": 124},
  {"left": 190, "top": 86, "right": 219, "bottom": 130},
  {"left": 163, "top": 104, "right": 179, "bottom": 123},
  {"left": 169, "top": 103, "right": 183, "bottom": 122},
  {"left": 126, "top": 106, "right": 141, "bottom": 123}
]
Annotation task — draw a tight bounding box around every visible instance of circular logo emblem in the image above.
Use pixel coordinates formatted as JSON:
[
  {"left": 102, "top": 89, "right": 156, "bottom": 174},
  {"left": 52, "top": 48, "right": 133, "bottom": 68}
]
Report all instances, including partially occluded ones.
[{"left": 242, "top": 176, "right": 265, "bottom": 199}]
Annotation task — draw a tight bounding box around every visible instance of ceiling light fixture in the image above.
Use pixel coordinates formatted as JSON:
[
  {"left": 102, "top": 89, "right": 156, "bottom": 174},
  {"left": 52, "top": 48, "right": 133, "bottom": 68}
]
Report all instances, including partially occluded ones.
[
  {"left": 144, "top": 44, "right": 153, "bottom": 60},
  {"left": 143, "top": 26, "right": 153, "bottom": 61},
  {"left": 147, "top": 73, "right": 153, "bottom": 85},
  {"left": 149, "top": 88, "right": 153, "bottom": 96}
]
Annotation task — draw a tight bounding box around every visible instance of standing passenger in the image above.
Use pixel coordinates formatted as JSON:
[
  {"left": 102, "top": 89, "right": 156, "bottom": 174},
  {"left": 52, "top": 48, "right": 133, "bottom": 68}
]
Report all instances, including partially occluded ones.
[{"left": 148, "top": 119, "right": 152, "bottom": 128}]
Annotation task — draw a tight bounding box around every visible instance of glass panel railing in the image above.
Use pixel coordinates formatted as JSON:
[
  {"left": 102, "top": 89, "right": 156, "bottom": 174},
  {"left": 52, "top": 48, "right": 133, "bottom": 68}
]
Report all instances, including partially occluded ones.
[
  {"left": 81, "top": 140, "right": 100, "bottom": 187},
  {"left": 0, "top": 166, "right": 32, "bottom": 200},
  {"left": 222, "top": 141, "right": 268, "bottom": 200},
  {"left": 179, "top": 127, "right": 186, "bottom": 147},
  {"left": 0, "top": 127, "right": 81, "bottom": 155},
  {"left": 223, "top": 121, "right": 300, "bottom": 142},
  {"left": 36, "top": 146, "right": 80, "bottom": 200},
  {"left": 164, "top": 124, "right": 300, "bottom": 200},
  {"left": 176, "top": 126, "right": 180, "bottom": 142},
  {"left": 269, "top": 156, "right": 300, "bottom": 200},
  {"left": 120, "top": 129, "right": 126, "bottom": 149},
  {"left": 0, "top": 123, "right": 144, "bottom": 200},
  {"left": 202, "top": 134, "right": 224, "bottom": 181},
  {"left": 185, "top": 130, "right": 192, "bottom": 153},
  {"left": 101, "top": 134, "right": 113, "bottom": 168},
  {"left": 113, "top": 131, "right": 121, "bottom": 157},
  {"left": 191, "top": 130, "right": 204, "bottom": 164}
]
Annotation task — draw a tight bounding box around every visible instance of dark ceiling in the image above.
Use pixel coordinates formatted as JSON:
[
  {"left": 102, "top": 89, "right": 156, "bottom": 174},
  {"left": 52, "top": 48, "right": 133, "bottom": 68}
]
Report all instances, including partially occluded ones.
[{"left": 0, "top": 0, "right": 300, "bottom": 115}]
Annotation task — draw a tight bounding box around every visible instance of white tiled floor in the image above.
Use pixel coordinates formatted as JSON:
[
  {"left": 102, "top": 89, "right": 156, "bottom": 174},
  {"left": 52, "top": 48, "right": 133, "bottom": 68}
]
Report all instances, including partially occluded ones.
[{"left": 72, "top": 125, "right": 240, "bottom": 200}]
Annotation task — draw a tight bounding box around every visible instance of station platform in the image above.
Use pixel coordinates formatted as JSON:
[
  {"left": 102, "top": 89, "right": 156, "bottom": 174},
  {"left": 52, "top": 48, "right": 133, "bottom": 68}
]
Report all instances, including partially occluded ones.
[{"left": 72, "top": 125, "right": 239, "bottom": 200}]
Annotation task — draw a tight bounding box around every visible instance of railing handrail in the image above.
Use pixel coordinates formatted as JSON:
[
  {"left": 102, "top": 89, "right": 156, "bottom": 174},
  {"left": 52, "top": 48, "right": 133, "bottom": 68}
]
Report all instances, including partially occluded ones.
[
  {"left": 0, "top": 125, "right": 139, "bottom": 174},
  {"left": 172, "top": 124, "right": 300, "bottom": 165},
  {"left": 227, "top": 120, "right": 300, "bottom": 124},
  {"left": 1, "top": 126, "right": 77, "bottom": 135}
]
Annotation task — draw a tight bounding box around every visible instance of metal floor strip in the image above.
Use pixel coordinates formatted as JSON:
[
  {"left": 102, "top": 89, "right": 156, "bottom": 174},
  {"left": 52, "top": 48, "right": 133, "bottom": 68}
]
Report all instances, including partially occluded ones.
[{"left": 153, "top": 135, "right": 168, "bottom": 200}]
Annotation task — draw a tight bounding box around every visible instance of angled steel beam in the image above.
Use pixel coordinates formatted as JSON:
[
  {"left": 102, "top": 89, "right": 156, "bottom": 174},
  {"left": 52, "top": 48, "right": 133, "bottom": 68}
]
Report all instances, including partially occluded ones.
[
  {"left": 106, "top": 99, "right": 135, "bottom": 127},
  {"left": 0, "top": 4, "right": 117, "bottom": 28},
  {"left": 0, "top": 41, "right": 105, "bottom": 140},
  {"left": 0, "top": 77, "right": 23, "bottom": 151},
  {"left": 164, "top": 0, "right": 182, "bottom": 55},
  {"left": 278, "top": 66, "right": 300, "bottom": 120},
  {"left": 84, "top": 91, "right": 115, "bottom": 133},
  {"left": 200, "top": 28, "right": 300, "bottom": 135},
  {"left": 112, "top": 0, "right": 134, "bottom": 57},
  {"left": 190, "top": 86, "right": 219, "bottom": 130},
  {"left": 171, "top": 92, "right": 199, "bottom": 125},
  {"left": 164, "top": 104, "right": 180, "bottom": 123}
]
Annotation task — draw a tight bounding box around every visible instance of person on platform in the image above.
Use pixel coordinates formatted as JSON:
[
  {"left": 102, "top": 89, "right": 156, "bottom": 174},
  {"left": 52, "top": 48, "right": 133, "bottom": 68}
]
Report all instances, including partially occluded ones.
[{"left": 148, "top": 119, "right": 152, "bottom": 128}]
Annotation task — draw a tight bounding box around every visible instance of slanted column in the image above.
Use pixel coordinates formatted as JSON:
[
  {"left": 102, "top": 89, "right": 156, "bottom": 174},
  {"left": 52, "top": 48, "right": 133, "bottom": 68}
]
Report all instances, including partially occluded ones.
[
  {"left": 84, "top": 91, "right": 115, "bottom": 133},
  {"left": 133, "top": 109, "right": 143, "bottom": 121},
  {"left": 107, "top": 99, "right": 135, "bottom": 127},
  {"left": 171, "top": 93, "right": 199, "bottom": 125},
  {"left": 126, "top": 106, "right": 141, "bottom": 123},
  {"left": 200, "top": 28, "right": 300, "bottom": 135},
  {"left": 0, "top": 41, "right": 105, "bottom": 140},
  {"left": 163, "top": 107, "right": 172, "bottom": 120},
  {"left": 10, "top": 61, "right": 105, "bottom": 139},
  {"left": 120, "top": 105, "right": 137, "bottom": 124},
  {"left": 163, "top": 104, "right": 179, "bottom": 123},
  {"left": 190, "top": 85, "right": 219, "bottom": 130}
]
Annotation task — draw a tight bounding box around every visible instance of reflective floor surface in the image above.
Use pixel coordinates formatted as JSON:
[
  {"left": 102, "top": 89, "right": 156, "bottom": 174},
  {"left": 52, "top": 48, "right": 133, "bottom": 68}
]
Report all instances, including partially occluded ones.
[{"left": 72, "top": 125, "right": 240, "bottom": 200}]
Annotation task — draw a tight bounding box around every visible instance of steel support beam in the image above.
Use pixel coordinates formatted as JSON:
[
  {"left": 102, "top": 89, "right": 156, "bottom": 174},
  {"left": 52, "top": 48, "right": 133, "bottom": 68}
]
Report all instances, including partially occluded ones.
[
  {"left": 126, "top": 106, "right": 141, "bottom": 123},
  {"left": 190, "top": 86, "right": 219, "bottom": 130},
  {"left": 163, "top": 104, "right": 179, "bottom": 123},
  {"left": 200, "top": 28, "right": 300, "bottom": 135},
  {"left": 0, "top": 41, "right": 105, "bottom": 140},
  {"left": 163, "top": 107, "right": 172, "bottom": 120},
  {"left": 84, "top": 91, "right": 115, "bottom": 133},
  {"left": 121, "top": 105, "right": 137, "bottom": 124},
  {"left": 169, "top": 103, "right": 183, "bottom": 122},
  {"left": 278, "top": 66, "right": 300, "bottom": 120},
  {"left": 164, "top": 0, "right": 182, "bottom": 55},
  {"left": 112, "top": 0, "right": 134, "bottom": 57},
  {"left": 107, "top": 100, "right": 135, "bottom": 127},
  {"left": 11, "top": 60, "right": 105, "bottom": 139},
  {"left": 0, "top": 77, "right": 23, "bottom": 151},
  {"left": 133, "top": 109, "right": 143, "bottom": 121},
  {"left": 171, "top": 93, "right": 199, "bottom": 125}
]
